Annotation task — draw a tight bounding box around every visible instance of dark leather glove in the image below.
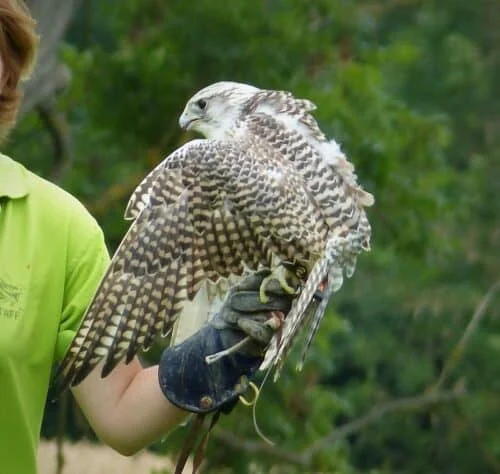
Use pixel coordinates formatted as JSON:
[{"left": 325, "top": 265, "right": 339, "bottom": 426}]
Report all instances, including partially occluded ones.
[{"left": 158, "top": 270, "right": 296, "bottom": 414}]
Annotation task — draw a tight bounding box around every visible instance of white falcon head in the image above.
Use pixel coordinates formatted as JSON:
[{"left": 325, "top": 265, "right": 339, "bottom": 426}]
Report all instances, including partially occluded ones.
[{"left": 179, "top": 81, "right": 260, "bottom": 139}]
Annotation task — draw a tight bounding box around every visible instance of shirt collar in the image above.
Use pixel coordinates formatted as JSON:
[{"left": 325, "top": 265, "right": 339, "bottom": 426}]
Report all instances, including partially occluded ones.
[{"left": 0, "top": 154, "right": 31, "bottom": 199}]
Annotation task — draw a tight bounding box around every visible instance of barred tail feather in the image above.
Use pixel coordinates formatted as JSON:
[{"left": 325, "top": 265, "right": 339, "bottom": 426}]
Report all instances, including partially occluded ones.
[
  {"left": 296, "top": 285, "right": 334, "bottom": 371},
  {"left": 262, "top": 230, "right": 351, "bottom": 379},
  {"left": 260, "top": 255, "right": 330, "bottom": 378}
]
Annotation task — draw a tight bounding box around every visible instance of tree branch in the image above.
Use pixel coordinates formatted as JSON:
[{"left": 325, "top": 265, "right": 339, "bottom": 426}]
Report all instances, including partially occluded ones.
[
  {"left": 432, "top": 279, "right": 500, "bottom": 391},
  {"left": 21, "top": 0, "right": 83, "bottom": 115},
  {"left": 301, "top": 387, "right": 466, "bottom": 464},
  {"left": 212, "top": 387, "right": 466, "bottom": 468},
  {"left": 37, "top": 98, "right": 74, "bottom": 183}
]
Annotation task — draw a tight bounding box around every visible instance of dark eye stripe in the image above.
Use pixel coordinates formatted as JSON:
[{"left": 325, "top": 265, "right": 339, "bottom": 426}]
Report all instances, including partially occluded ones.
[{"left": 196, "top": 99, "right": 207, "bottom": 110}]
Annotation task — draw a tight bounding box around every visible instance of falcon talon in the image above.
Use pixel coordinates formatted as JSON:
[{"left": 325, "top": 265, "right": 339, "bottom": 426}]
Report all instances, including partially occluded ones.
[
  {"left": 259, "top": 286, "right": 271, "bottom": 304},
  {"left": 259, "top": 265, "right": 299, "bottom": 304}
]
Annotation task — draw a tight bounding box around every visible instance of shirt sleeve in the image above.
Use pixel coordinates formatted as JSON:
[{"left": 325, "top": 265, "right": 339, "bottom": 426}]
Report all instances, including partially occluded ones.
[{"left": 54, "top": 212, "right": 111, "bottom": 362}]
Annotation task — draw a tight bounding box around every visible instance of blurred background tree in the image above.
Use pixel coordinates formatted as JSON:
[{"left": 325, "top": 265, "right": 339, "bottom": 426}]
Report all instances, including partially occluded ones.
[{"left": 14, "top": 0, "right": 500, "bottom": 473}]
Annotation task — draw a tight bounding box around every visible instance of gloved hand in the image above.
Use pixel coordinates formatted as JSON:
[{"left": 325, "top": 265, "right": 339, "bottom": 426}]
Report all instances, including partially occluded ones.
[{"left": 158, "top": 270, "right": 296, "bottom": 414}]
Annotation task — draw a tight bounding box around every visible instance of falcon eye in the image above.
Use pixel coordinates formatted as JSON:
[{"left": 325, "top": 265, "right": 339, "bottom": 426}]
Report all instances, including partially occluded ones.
[{"left": 196, "top": 99, "right": 207, "bottom": 110}]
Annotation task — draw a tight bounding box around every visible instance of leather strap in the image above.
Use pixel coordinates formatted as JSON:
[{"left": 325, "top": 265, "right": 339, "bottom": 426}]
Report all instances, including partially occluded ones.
[{"left": 174, "top": 412, "right": 222, "bottom": 474}]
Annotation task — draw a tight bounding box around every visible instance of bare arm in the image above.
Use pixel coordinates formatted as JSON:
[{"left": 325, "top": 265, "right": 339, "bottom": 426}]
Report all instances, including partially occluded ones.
[{"left": 71, "top": 358, "right": 188, "bottom": 456}]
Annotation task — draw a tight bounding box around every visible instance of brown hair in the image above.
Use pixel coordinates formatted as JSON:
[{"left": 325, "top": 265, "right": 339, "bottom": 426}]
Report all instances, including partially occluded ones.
[{"left": 0, "top": 0, "right": 38, "bottom": 134}]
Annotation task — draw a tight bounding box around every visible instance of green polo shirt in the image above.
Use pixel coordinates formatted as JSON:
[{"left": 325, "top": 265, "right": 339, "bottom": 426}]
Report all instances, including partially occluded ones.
[{"left": 0, "top": 154, "right": 110, "bottom": 473}]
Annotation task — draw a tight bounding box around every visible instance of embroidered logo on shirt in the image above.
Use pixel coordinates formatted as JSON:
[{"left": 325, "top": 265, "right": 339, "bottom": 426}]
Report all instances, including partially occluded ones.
[{"left": 0, "top": 277, "right": 23, "bottom": 319}]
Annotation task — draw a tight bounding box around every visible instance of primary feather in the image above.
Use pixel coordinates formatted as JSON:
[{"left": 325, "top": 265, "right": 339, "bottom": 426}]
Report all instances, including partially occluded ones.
[{"left": 57, "top": 81, "right": 373, "bottom": 389}]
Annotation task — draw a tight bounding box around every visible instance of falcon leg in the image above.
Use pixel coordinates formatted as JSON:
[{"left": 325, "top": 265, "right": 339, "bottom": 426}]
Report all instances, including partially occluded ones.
[{"left": 259, "top": 265, "right": 299, "bottom": 304}]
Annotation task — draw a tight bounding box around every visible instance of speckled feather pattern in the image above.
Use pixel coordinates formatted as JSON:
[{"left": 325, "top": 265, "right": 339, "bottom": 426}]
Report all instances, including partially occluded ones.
[{"left": 57, "top": 84, "right": 373, "bottom": 388}]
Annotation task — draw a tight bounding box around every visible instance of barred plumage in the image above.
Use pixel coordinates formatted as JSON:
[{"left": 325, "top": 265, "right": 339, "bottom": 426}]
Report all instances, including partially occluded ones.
[{"left": 57, "top": 81, "right": 373, "bottom": 389}]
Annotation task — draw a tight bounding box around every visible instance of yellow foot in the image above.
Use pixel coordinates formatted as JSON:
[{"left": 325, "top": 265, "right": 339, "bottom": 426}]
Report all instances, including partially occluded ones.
[{"left": 259, "top": 265, "right": 299, "bottom": 303}]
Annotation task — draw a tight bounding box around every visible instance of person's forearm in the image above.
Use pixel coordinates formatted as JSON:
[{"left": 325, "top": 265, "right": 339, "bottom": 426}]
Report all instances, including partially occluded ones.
[{"left": 72, "top": 359, "right": 188, "bottom": 456}]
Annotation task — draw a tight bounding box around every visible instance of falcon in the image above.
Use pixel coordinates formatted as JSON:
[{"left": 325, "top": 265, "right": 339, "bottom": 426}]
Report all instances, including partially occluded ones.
[{"left": 57, "top": 81, "right": 373, "bottom": 389}]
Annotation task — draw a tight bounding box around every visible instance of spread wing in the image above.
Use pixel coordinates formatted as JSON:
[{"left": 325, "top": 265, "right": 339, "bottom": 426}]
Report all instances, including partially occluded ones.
[{"left": 56, "top": 136, "right": 328, "bottom": 389}]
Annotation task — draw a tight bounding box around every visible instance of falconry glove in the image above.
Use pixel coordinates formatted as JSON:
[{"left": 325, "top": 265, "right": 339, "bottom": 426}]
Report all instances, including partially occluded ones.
[{"left": 158, "top": 270, "right": 295, "bottom": 414}]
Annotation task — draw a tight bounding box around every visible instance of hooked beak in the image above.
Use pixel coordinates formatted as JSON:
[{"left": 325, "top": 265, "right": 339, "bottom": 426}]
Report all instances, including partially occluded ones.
[{"left": 179, "top": 112, "right": 199, "bottom": 131}]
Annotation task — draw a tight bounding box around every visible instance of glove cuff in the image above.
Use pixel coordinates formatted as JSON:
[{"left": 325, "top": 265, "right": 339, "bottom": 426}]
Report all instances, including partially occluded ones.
[{"left": 158, "top": 324, "right": 262, "bottom": 414}]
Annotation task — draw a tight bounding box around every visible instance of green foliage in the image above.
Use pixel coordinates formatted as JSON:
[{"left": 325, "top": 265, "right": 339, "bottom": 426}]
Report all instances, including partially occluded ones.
[{"left": 23, "top": 0, "right": 500, "bottom": 472}]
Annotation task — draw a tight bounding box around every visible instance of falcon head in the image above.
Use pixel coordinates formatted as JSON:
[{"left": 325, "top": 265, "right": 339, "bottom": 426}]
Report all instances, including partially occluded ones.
[{"left": 179, "top": 81, "right": 260, "bottom": 139}]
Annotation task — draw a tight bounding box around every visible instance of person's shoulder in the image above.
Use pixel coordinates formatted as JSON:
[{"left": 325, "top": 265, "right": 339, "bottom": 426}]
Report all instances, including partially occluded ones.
[
  {"left": 28, "top": 168, "right": 99, "bottom": 228},
  {"left": 9, "top": 162, "right": 105, "bottom": 248},
  {"left": 31, "top": 173, "right": 83, "bottom": 212}
]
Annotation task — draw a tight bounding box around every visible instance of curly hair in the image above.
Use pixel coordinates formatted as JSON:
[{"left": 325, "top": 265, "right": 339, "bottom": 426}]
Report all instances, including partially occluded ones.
[{"left": 0, "top": 0, "right": 38, "bottom": 136}]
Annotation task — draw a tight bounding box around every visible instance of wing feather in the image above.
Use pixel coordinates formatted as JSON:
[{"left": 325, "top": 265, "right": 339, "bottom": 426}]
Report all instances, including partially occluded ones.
[
  {"left": 241, "top": 111, "right": 373, "bottom": 372},
  {"left": 57, "top": 137, "right": 327, "bottom": 390}
]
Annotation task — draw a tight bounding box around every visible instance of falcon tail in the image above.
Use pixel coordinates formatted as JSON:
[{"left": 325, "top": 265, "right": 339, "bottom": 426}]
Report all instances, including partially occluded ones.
[
  {"left": 261, "top": 232, "right": 352, "bottom": 379},
  {"left": 260, "top": 258, "right": 329, "bottom": 377}
]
